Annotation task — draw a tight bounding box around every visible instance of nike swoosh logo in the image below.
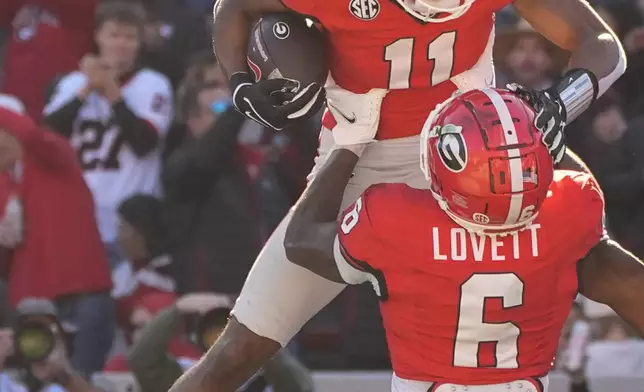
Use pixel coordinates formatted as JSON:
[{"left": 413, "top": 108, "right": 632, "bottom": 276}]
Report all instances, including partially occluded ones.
[{"left": 328, "top": 103, "right": 356, "bottom": 124}]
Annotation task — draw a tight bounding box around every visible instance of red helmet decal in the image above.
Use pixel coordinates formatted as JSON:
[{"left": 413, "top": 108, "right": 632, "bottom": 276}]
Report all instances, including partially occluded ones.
[{"left": 247, "top": 56, "right": 262, "bottom": 82}]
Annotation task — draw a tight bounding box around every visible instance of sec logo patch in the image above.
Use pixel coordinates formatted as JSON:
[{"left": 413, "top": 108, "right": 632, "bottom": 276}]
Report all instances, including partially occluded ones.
[
  {"left": 349, "top": 0, "right": 380, "bottom": 20},
  {"left": 472, "top": 213, "right": 490, "bottom": 224}
]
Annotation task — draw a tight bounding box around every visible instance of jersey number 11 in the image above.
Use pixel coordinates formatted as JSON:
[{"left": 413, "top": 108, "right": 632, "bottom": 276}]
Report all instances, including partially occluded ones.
[{"left": 384, "top": 31, "right": 456, "bottom": 89}]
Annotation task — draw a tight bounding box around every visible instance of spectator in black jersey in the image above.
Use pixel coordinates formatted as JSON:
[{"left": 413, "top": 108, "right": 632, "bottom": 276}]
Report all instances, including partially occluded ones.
[{"left": 41, "top": 1, "right": 173, "bottom": 269}]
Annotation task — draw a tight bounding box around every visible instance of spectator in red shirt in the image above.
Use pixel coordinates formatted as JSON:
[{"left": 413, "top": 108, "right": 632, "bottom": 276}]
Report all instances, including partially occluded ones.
[
  {"left": 0, "top": 100, "right": 114, "bottom": 377},
  {"left": 0, "top": 0, "right": 98, "bottom": 120}
]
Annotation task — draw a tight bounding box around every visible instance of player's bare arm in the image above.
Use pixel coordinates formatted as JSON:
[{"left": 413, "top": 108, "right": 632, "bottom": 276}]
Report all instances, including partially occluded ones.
[
  {"left": 212, "top": 0, "right": 287, "bottom": 79},
  {"left": 514, "top": 0, "right": 625, "bottom": 173},
  {"left": 577, "top": 239, "right": 644, "bottom": 336},
  {"left": 514, "top": 0, "right": 626, "bottom": 99},
  {"left": 284, "top": 148, "right": 362, "bottom": 283},
  {"left": 169, "top": 316, "right": 281, "bottom": 392},
  {"left": 508, "top": 0, "right": 626, "bottom": 167},
  {"left": 512, "top": 0, "right": 625, "bottom": 119}
]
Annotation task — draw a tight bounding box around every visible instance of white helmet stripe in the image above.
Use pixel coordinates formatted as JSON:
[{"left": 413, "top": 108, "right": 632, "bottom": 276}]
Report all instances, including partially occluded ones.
[{"left": 481, "top": 88, "right": 524, "bottom": 225}]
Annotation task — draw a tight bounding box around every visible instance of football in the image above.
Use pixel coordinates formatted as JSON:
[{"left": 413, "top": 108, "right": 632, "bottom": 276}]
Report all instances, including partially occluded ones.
[{"left": 247, "top": 12, "right": 329, "bottom": 87}]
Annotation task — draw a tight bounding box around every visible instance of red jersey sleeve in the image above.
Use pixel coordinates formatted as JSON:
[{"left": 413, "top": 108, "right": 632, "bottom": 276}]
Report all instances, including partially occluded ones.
[
  {"left": 334, "top": 185, "right": 388, "bottom": 289},
  {"left": 566, "top": 173, "right": 608, "bottom": 261},
  {"left": 280, "top": 0, "right": 319, "bottom": 17}
]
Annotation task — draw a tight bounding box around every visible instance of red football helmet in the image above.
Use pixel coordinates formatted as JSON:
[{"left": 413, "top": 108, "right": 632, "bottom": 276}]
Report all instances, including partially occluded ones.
[{"left": 420, "top": 88, "right": 554, "bottom": 234}]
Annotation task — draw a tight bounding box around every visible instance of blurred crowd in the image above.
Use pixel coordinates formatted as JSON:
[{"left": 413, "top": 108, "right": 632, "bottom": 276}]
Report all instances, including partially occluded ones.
[{"left": 0, "top": 0, "right": 642, "bottom": 391}]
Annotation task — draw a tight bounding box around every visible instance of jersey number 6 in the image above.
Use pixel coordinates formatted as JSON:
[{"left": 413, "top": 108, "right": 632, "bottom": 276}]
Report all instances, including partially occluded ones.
[
  {"left": 341, "top": 197, "right": 363, "bottom": 234},
  {"left": 384, "top": 31, "right": 456, "bottom": 90},
  {"left": 454, "top": 273, "right": 523, "bottom": 369}
]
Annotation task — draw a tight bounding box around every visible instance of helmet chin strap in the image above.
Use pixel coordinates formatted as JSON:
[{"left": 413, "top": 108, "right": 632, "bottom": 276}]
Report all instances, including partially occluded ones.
[
  {"left": 404, "top": 0, "right": 433, "bottom": 15},
  {"left": 397, "top": 0, "right": 474, "bottom": 23}
]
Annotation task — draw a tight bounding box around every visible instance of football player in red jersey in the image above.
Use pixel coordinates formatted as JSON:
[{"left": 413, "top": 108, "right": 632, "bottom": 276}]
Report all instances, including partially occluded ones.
[
  {"left": 279, "top": 88, "right": 641, "bottom": 391},
  {"left": 169, "top": 0, "right": 625, "bottom": 390}
]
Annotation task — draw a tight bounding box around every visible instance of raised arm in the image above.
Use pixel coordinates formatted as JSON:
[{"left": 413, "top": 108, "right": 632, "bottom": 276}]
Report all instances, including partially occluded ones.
[
  {"left": 577, "top": 239, "right": 644, "bottom": 337},
  {"left": 284, "top": 147, "right": 362, "bottom": 282},
  {"left": 514, "top": 0, "right": 626, "bottom": 101},
  {"left": 285, "top": 86, "right": 389, "bottom": 282},
  {"left": 509, "top": 0, "right": 626, "bottom": 169},
  {"left": 0, "top": 108, "right": 76, "bottom": 174}
]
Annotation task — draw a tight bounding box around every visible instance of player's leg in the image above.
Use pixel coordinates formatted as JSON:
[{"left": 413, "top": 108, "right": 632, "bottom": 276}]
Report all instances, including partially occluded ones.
[
  {"left": 232, "top": 128, "right": 348, "bottom": 346},
  {"left": 231, "top": 128, "right": 429, "bottom": 345},
  {"left": 169, "top": 129, "right": 431, "bottom": 391},
  {"left": 232, "top": 212, "right": 347, "bottom": 345}
]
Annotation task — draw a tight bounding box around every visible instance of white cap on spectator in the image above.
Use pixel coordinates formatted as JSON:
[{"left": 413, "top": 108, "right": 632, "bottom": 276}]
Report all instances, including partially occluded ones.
[{"left": 0, "top": 94, "right": 26, "bottom": 114}]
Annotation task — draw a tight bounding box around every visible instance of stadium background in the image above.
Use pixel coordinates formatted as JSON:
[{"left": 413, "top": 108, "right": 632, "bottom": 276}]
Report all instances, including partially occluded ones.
[{"left": 1, "top": 0, "right": 644, "bottom": 391}]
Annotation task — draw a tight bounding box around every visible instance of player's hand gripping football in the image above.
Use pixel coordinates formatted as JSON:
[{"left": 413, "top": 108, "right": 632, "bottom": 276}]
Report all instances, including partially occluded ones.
[
  {"left": 326, "top": 85, "right": 388, "bottom": 146},
  {"left": 507, "top": 83, "right": 567, "bottom": 164},
  {"left": 230, "top": 71, "right": 325, "bottom": 131}
]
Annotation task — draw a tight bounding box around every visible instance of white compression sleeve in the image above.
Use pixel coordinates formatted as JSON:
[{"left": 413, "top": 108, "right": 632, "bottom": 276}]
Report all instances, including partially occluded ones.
[
  {"left": 232, "top": 214, "right": 347, "bottom": 347},
  {"left": 597, "top": 33, "right": 627, "bottom": 97}
]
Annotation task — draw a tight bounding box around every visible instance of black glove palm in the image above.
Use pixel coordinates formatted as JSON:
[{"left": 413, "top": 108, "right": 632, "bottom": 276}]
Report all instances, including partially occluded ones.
[
  {"left": 230, "top": 72, "right": 326, "bottom": 131},
  {"left": 507, "top": 83, "right": 567, "bottom": 164}
]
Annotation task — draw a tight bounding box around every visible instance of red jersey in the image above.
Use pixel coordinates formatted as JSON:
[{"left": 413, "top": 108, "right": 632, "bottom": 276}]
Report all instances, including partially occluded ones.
[
  {"left": 280, "top": 0, "right": 512, "bottom": 140},
  {"left": 0, "top": 108, "right": 112, "bottom": 305},
  {"left": 335, "top": 171, "right": 605, "bottom": 384}
]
